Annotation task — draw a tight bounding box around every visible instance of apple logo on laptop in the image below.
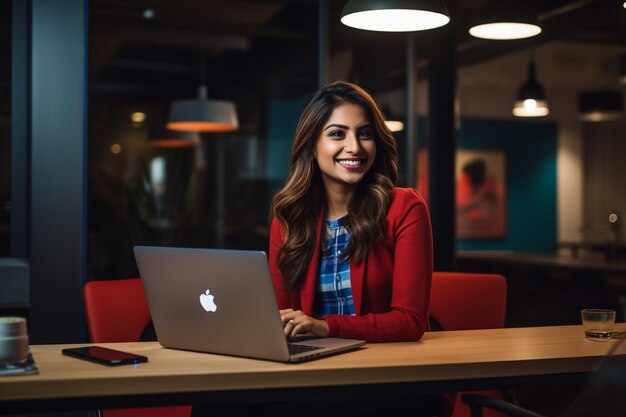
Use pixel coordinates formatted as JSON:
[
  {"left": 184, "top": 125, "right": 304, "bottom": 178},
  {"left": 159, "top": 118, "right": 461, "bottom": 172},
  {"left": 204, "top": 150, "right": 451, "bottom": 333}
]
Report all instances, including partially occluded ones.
[{"left": 199, "top": 290, "right": 217, "bottom": 312}]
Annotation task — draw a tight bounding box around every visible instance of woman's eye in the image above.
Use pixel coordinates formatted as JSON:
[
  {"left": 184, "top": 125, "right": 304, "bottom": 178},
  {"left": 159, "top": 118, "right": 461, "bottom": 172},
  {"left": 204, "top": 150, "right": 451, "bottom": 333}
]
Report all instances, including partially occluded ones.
[
  {"left": 328, "top": 130, "right": 345, "bottom": 138},
  {"left": 358, "top": 129, "right": 373, "bottom": 139}
]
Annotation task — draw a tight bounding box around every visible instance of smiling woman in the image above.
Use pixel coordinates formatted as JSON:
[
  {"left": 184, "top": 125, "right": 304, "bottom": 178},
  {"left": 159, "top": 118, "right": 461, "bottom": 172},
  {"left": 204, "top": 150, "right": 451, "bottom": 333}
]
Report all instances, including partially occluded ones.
[
  {"left": 271, "top": 81, "right": 400, "bottom": 295},
  {"left": 262, "top": 81, "right": 446, "bottom": 417}
]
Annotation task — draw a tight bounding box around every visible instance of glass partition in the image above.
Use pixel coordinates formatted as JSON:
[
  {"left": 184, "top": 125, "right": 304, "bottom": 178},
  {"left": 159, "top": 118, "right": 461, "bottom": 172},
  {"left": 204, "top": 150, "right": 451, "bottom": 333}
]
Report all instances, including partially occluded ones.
[{"left": 87, "top": 1, "right": 320, "bottom": 278}]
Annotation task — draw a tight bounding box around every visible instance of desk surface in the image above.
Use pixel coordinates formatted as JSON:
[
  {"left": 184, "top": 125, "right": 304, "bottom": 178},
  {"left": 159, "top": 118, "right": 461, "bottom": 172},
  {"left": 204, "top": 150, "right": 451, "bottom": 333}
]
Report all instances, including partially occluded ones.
[{"left": 1, "top": 324, "right": 624, "bottom": 411}]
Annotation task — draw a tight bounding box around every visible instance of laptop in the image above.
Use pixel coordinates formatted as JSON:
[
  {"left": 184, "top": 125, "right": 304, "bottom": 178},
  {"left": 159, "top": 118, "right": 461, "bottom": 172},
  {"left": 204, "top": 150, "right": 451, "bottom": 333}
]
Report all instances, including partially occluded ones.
[{"left": 133, "top": 246, "right": 366, "bottom": 362}]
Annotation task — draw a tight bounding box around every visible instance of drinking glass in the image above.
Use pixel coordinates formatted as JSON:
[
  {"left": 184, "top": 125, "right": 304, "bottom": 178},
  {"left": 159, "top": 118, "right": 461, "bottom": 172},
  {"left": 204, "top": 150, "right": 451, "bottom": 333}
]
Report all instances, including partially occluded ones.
[{"left": 581, "top": 309, "right": 616, "bottom": 340}]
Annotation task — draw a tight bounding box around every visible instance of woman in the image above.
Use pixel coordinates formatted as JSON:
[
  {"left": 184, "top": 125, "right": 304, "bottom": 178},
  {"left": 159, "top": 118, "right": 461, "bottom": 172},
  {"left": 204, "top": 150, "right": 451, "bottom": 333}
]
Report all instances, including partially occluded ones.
[
  {"left": 270, "top": 81, "right": 432, "bottom": 343},
  {"left": 268, "top": 81, "right": 447, "bottom": 416}
]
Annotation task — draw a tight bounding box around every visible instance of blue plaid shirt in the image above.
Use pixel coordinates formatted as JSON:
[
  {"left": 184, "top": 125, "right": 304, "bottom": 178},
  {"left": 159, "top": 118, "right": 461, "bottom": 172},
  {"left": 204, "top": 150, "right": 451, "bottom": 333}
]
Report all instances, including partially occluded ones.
[{"left": 314, "top": 216, "right": 355, "bottom": 317}]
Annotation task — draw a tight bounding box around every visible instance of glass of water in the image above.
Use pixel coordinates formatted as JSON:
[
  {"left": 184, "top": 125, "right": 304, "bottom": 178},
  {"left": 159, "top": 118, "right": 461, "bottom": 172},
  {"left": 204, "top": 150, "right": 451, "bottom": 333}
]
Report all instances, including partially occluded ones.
[{"left": 581, "top": 309, "right": 616, "bottom": 340}]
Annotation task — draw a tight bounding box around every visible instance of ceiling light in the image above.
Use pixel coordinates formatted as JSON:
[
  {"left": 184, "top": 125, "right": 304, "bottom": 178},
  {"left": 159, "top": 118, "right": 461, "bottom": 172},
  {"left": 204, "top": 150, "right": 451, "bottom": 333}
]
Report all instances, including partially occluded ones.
[
  {"left": 168, "top": 86, "right": 238, "bottom": 133},
  {"left": 469, "top": 23, "right": 541, "bottom": 40},
  {"left": 513, "top": 99, "right": 549, "bottom": 117},
  {"left": 142, "top": 8, "right": 155, "bottom": 20},
  {"left": 579, "top": 91, "right": 623, "bottom": 122},
  {"left": 341, "top": 0, "right": 450, "bottom": 32},
  {"left": 130, "top": 111, "right": 146, "bottom": 125},
  {"left": 512, "top": 60, "right": 549, "bottom": 117},
  {"left": 385, "top": 120, "right": 405, "bottom": 132},
  {"left": 469, "top": 2, "right": 541, "bottom": 40}
]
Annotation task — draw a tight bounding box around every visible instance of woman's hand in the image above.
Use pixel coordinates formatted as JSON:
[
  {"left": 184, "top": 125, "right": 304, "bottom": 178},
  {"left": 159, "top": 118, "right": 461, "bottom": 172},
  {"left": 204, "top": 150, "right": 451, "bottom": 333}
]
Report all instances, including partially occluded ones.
[{"left": 280, "top": 309, "right": 329, "bottom": 338}]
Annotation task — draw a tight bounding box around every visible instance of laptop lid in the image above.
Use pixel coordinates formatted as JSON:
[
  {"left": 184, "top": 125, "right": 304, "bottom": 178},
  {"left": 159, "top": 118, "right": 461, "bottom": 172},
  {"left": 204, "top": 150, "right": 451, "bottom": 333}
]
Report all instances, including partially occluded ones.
[{"left": 134, "top": 246, "right": 365, "bottom": 362}]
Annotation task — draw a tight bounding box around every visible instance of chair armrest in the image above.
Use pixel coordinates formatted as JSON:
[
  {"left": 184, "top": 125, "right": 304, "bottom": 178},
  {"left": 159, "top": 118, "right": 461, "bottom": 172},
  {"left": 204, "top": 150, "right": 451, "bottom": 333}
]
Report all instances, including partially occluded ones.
[{"left": 461, "top": 394, "right": 546, "bottom": 417}]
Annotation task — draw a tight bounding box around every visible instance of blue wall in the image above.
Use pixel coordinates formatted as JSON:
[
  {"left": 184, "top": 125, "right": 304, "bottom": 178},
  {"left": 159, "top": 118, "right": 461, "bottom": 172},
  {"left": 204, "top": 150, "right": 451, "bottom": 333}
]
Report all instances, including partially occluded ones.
[{"left": 456, "top": 118, "right": 557, "bottom": 254}]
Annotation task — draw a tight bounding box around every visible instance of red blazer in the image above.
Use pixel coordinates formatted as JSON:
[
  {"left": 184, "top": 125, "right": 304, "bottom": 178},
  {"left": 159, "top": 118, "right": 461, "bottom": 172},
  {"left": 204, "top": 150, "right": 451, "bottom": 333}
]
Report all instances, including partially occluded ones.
[{"left": 269, "top": 187, "right": 433, "bottom": 342}]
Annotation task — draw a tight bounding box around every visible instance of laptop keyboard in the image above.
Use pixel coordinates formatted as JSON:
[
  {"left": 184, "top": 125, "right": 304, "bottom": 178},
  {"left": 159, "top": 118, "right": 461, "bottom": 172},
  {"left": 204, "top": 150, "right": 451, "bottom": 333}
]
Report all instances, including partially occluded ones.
[{"left": 288, "top": 344, "right": 324, "bottom": 355}]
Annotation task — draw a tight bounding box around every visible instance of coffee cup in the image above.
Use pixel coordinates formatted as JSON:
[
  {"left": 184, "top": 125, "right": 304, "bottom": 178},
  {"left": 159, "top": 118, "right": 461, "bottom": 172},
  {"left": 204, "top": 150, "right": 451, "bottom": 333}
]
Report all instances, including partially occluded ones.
[{"left": 0, "top": 317, "right": 29, "bottom": 364}]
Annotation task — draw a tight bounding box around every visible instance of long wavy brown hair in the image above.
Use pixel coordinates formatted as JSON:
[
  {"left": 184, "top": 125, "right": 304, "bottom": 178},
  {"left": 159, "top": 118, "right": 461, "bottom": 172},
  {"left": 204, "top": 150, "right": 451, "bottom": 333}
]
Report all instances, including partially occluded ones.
[{"left": 271, "top": 81, "right": 398, "bottom": 290}]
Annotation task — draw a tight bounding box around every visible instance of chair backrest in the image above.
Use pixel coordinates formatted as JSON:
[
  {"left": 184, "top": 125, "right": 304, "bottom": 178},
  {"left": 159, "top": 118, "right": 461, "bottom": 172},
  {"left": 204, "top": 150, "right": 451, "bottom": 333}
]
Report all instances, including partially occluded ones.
[
  {"left": 430, "top": 272, "right": 507, "bottom": 331},
  {"left": 84, "top": 278, "right": 151, "bottom": 343}
]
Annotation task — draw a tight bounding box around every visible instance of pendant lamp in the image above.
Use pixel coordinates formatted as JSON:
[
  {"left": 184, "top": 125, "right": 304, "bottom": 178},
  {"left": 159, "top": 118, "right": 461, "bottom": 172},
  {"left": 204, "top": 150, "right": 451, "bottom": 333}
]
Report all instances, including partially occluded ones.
[
  {"left": 469, "top": 2, "right": 541, "bottom": 40},
  {"left": 341, "top": 0, "right": 450, "bottom": 32},
  {"left": 512, "top": 60, "right": 549, "bottom": 117},
  {"left": 167, "top": 85, "right": 239, "bottom": 133},
  {"left": 579, "top": 91, "right": 623, "bottom": 122}
]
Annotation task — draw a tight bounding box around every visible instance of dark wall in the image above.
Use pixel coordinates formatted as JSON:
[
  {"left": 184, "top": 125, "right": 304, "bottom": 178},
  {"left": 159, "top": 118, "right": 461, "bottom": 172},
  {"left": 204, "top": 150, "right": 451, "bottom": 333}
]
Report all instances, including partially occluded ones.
[{"left": 583, "top": 118, "right": 626, "bottom": 244}]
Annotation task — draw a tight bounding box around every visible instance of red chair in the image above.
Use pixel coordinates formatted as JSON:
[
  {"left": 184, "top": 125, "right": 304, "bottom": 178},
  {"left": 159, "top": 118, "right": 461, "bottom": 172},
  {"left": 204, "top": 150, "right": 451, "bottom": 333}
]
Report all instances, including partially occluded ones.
[
  {"left": 84, "top": 278, "right": 192, "bottom": 417},
  {"left": 430, "top": 272, "right": 508, "bottom": 417}
]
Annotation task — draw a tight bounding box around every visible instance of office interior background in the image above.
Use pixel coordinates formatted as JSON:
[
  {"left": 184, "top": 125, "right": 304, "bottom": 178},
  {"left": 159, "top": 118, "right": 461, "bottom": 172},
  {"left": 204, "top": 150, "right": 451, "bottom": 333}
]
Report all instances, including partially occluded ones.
[{"left": 0, "top": 0, "right": 625, "bottom": 344}]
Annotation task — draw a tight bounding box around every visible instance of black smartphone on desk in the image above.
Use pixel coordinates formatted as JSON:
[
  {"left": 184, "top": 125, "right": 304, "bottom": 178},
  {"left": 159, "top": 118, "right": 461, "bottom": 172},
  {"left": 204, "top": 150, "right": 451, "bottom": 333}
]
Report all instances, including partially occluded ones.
[{"left": 62, "top": 346, "right": 148, "bottom": 366}]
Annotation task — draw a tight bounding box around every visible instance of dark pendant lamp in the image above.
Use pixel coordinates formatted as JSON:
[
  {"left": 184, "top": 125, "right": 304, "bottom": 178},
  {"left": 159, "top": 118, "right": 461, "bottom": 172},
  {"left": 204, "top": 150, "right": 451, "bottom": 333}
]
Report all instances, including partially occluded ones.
[
  {"left": 167, "top": 85, "right": 238, "bottom": 133},
  {"left": 469, "top": 2, "right": 541, "bottom": 40},
  {"left": 579, "top": 91, "right": 623, "bottom": 122},
  {"left": 512, "top": 59, "right": 549, "bottom": 117},
  {"left": 341, "top": 0, "right": 450, "bottom": 32}
]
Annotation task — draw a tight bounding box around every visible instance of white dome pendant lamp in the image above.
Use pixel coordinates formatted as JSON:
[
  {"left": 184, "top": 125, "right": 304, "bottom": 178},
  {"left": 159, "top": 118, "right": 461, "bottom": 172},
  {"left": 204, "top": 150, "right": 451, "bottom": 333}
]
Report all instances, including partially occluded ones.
[{"left": 341, "top": 0, "right": 450, "bottom": 32}]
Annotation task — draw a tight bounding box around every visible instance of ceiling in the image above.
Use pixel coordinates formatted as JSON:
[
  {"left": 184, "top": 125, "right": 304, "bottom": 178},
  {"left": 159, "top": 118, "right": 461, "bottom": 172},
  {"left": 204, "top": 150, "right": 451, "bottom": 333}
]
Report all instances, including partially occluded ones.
[{"left": 88, "top": 0, "right": 626, "bottom": 100}]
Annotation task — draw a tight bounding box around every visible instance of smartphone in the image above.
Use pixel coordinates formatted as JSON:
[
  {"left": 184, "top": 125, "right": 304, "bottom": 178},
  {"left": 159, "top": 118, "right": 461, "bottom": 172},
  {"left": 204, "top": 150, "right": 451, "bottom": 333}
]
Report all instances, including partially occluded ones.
[{"left": 62, "top": 346, "right": 148, "bottom": 366}]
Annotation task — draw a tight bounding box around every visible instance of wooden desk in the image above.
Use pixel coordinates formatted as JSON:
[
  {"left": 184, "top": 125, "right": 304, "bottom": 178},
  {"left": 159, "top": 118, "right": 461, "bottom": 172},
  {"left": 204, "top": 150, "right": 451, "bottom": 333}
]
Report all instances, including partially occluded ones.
[{"left": 1, "top": 324, "right": 624, "bottom": 414}]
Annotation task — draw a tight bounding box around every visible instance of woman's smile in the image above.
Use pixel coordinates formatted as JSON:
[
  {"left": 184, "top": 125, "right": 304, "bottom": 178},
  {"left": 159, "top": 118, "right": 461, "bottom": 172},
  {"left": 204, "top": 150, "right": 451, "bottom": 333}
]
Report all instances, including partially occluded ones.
[{"left": 336, "top": 158, "right": 366, "bottom": 170}]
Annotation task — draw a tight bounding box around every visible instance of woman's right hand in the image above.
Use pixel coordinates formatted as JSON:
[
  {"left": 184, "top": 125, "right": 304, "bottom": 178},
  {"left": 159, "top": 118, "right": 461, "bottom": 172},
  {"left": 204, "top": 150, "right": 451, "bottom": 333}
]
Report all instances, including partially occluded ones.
[{"left": 280, "top": 309, "right": 329, "bottom": 338}]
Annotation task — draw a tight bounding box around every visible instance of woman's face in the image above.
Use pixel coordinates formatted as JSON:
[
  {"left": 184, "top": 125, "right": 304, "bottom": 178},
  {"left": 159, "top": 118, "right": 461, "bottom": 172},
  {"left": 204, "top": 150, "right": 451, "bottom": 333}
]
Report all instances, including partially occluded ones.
[{"left": 314, "top": 102, "right": 377, "bottom": 192}]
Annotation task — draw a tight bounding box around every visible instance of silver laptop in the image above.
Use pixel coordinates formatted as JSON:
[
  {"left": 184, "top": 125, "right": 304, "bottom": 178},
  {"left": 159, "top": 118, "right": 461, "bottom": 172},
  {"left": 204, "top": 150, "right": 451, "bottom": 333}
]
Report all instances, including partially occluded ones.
[{"left": 133, "top": 246, "right": 365, "bottom": 362}]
